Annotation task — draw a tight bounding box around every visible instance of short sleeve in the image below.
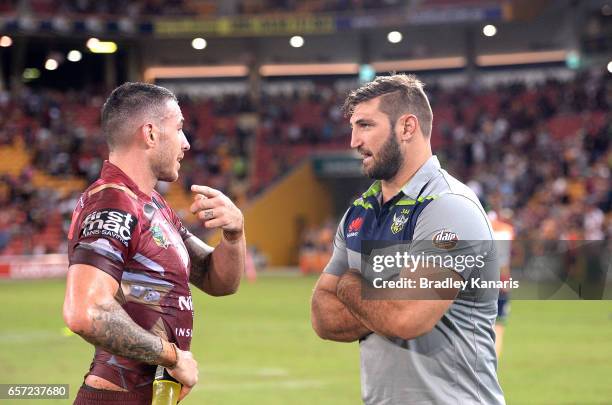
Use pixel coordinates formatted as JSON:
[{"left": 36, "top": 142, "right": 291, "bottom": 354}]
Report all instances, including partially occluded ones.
[
  {"left": 323, "top": 210, "right": 350, "bottom": 277},
  {"left": 68, "top": 188, "right": 140, "bottom": 283},
  {"left": 409, "top": 194, "right": 494, "bottom": 280}
]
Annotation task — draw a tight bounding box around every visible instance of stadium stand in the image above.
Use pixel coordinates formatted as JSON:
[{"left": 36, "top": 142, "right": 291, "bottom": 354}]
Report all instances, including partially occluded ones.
[
  {"left": 1, "top": 71, "right": 609, "bottom": 257},
  {"left": 1, "top": 0, "right": 417, "bottom": 17}
]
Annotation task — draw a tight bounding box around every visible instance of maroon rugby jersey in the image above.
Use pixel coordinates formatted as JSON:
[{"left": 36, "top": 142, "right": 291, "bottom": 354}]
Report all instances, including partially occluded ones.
[{"left": 68, "top": 161, "right": 194, "bottom": 390}]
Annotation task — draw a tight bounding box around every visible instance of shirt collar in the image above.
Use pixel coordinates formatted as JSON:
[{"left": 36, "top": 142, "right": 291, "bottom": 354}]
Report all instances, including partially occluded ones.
[
  {"left": 400, "top": 155, "right": 441, "bottom": 199},
  {"left": 100, "top": 160, "right": 150, "bottom": 200},
  {"left": 360, "top": 155, "right": 441, "bottom": 202}
]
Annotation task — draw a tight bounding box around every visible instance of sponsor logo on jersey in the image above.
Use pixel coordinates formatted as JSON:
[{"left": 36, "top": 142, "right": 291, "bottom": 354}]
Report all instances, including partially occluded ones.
[
  {"left": 151, "top": 224, "right": 170, "bottom": 249},
  {"left": 81, "top": 209, "right": 137, "bottom": 246},
  {"left": 178, "top": 295, "right": 193, "bottom": 311},
  {"left": 347, "top": 217, "right": 364, "bottom": 238},
  {"left": 175, "top": 328, "right": 193, "bottom": 337},
  {"left": 432, "top": 230, "right": 459, "bottom": 249},
  {"left": 128, "top": 285, "right": 161, "bottom": 303},
  {"left": 390, "top": 212, "right": 409, "bottom": 235}
]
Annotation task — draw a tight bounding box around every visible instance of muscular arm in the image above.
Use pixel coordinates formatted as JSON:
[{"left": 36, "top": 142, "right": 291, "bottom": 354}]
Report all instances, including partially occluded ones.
[
  {"left": 336, "top": 268, "right": 460, "bottom": 340},
  {"left": 186, "top": 232, "right": 244, "bottom": 296},
  {"left": 63, "top": 264, "right": 176, "bottom": 366},
  {"left": 311, "top": 273, "right": 371, "bottom": 342},
  {"left": 337, "top": 194, "right": 494, "bottom": 339}
]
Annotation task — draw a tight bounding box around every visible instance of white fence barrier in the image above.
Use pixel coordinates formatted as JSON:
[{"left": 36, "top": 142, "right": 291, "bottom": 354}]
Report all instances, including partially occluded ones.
[{"left": 0, "top": 254, "right": 68, "bottom": 279}]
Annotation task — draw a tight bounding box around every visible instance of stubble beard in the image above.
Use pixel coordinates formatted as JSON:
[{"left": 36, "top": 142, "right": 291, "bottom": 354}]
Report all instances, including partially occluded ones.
[{"left": 151, "top": 148, "right": 179, "bottom": 183}]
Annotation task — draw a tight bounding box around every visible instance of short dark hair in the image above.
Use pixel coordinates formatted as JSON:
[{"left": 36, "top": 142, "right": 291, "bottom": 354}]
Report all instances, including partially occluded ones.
[
  {"left": 101, "top": 82, "right": 177, "bottom": 150},
  {"left": 342, "top": 74, "right": 433, "bottom": 137}
]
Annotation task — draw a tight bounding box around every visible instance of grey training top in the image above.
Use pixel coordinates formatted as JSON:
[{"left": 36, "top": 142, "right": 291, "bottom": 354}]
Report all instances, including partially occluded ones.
[{"left": 324, "top": 155, "right": 505, "bottom": 405}]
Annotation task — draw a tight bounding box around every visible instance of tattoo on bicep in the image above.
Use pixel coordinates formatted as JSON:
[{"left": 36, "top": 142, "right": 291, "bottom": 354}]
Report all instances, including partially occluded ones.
[{"left": 83, "top": 300, "right": 162, "bottom": 364}]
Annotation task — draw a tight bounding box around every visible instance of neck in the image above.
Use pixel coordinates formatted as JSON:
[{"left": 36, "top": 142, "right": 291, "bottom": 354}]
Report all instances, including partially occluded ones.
[
  {"left": 381, "top": 146, "right": 432, "bottom": 204},
  {"left": 108, "top": 150, "right": 156, "bottom": 196}
]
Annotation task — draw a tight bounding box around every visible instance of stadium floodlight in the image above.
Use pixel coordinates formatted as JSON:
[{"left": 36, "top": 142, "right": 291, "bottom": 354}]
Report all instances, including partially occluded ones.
[
  {"left": 289, "top": 36, "right": 304, "bottom": 48},
  {"left": 483, "top": 24, "right": 497, "bottom": 37},
  {"left": 191, "top": 37, "right": 207, "bottom": 50},
  {"left": 607, "top": 61, "right": 612, "bottom": 74},
  {"left": 0, "top": 35, "right": 12, "bottom": 47},
  {"left": 87, "top": 40, "right": 117, "bottom": 54},
  {"left": 86, "top": 37, "right": 99, "bottom": 48},
  {"left": 67, "top": 50, "right": 82, "bottom": 62},
  {"left": 387, "top": 31, "right": 403, "bottom": 44},
  {"left": 45, "top": 58, "right": 58, "bottom": 71}
]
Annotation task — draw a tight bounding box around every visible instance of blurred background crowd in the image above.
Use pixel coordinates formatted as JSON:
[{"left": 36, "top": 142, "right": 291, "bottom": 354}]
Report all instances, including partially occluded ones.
[
  {"left": 0, "top": 0, "right": 408, "bottom": 17},
  {"left": 1, "top": 71, "right": 609, "bottom": 257},
  {"left": 0, "top": 0, "right": 610, "bottom": 272}
]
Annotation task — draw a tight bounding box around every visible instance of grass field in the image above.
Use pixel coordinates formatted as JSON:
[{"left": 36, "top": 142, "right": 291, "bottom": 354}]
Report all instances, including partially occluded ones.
[{"left": 1, "top": 275, "right": 611, "bottom": 405}]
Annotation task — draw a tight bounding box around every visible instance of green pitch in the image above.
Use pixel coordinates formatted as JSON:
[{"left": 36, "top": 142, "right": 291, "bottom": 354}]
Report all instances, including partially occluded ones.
[{"left": 0, "top": 276, "right": 611, "bottom": 404}]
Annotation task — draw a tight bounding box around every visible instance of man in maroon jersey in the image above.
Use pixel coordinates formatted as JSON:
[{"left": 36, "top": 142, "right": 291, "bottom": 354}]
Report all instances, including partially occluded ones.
[{"left": 62, "top": 82, "right": 245, "bottom": 404}]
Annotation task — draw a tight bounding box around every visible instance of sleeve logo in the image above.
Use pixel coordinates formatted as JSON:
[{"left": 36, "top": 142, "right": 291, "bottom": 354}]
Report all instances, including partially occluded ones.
[
  {"left": 81, "top": 209, "right": 137, "bottom": 246},
  {"left": 347, "top": 217, "right": 364, "bottom": 237},
  {"left": 432, "top": 230, "right": 458, "bottom": 249}
]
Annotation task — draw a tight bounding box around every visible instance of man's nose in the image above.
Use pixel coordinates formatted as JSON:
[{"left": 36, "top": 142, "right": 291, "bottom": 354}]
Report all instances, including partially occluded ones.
[
  {"left": 181, "top": 131, "right": 190, "bottom": 151},
  {"left": 350, "top": 129, "right": 362, "bottom": 149}
]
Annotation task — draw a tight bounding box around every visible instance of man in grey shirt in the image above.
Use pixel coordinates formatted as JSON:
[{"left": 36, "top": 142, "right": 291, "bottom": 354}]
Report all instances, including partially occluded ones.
[{"left": 311, "top": 74, "right": 505, "bottom": 404}]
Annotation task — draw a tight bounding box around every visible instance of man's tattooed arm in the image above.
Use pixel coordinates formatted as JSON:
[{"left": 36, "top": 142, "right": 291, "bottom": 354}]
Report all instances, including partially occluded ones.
[
  {"left": 63, "top": 264, "right": 177, "bottom": 368},
  {"left": 185, "top": 235, "right": 243, "bottom": 296},
  {"left": 79, "top": 299, "right": 163, "bottom": 364},
  {"left": 187, "top": 236, "right": 213, "bottom": 290}
]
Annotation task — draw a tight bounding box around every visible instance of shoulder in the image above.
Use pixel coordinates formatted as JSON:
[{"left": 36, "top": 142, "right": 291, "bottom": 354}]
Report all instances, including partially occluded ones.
[
  {"left": 416, "top": 173, "right": 492, "bottom": 240},
  {"left": 83, "top": 182, "right": 140, "bottom": 213},
  {"left": 342, "top": 195, "right": 372, "bottom": 235},
  {"left": 426, "top": 168, "right": 480, "bottom": 201}
]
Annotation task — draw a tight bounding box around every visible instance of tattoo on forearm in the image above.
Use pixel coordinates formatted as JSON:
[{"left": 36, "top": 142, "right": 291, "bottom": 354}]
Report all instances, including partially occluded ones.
[
  {"left": 188, "top": 251, "right": 211, "bottom": 288},
  {"left": 81, "top": 300, "right": 163, "bottom": 365}
]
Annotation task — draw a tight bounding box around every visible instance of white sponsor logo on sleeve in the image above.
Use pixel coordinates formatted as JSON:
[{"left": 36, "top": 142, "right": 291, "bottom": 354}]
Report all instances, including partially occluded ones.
[{"left": 81, "top": 209, "right": 137, "bottom": 246}]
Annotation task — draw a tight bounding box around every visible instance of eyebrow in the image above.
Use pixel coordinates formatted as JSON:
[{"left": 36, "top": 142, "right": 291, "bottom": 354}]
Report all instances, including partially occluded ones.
[{"left": 351, "top": 118, "right": 374, "bottom": 127}]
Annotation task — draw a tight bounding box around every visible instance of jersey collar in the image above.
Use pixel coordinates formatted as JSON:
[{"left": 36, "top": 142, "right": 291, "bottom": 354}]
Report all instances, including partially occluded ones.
[
  {"left": 100, "top": 160, "right": 151, "bottom": 201},
  {"left": 360, "top": 155, "right": 441, "bottom": 206},
  {"left": 400, "top": 155, "right": 441, "bottom": 199}
]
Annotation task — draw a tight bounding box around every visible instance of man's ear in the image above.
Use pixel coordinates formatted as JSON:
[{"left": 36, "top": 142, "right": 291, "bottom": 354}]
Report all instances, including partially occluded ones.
[
  {"left": 142, "top": 123, "right": 156, "bottom": 147},
  {"left": 398, "top": 114, "right": 418, "bottom": 142}
]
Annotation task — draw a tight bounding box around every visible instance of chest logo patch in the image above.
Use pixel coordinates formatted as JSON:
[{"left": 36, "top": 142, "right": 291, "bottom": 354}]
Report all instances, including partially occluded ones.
[
  {"left": 390, "top": 212, "right": 409, "bottom": 235},
  {"left": 151, "top": 224, "right": 170, "bottom": 249}
]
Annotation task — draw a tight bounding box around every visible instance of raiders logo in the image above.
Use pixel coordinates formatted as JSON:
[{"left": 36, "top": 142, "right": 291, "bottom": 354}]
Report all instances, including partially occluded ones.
[
  {"left": 390, "top": 213, "right": 409, "bottom": 235},
  {"left": 432, "top": 230, "right": 459, "bottom": 249},
  {"left": 81, "top": 209, "right": 137, "bottom": 247}
]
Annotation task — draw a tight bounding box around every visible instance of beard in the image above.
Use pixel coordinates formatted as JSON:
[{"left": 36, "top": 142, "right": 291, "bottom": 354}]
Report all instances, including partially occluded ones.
[
  {"left": 151, "top": 148, "right": 179, "bottom": 183},
  {"left": 362, "top": 130, "right": 404, "bottom": 181}
]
